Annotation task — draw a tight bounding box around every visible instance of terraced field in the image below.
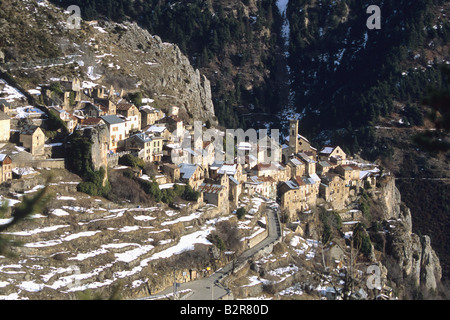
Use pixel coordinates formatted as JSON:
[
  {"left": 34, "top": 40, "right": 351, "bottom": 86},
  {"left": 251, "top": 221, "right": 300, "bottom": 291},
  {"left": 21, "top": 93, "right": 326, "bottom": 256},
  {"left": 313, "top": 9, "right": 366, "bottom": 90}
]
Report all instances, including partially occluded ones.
[{"left": 0, "top": 170, "right": 269, "bottom": 300}]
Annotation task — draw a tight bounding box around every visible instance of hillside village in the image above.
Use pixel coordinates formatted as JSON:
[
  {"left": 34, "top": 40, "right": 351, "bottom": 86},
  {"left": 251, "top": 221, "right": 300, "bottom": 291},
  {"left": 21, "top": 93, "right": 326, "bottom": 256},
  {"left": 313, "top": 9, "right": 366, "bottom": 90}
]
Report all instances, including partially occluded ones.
[
  {"left": 0, "top": 72, "right": 397, "bottom": 299},
  {"left": 0, "top": 75, "right": 382, "bottom": 221}
]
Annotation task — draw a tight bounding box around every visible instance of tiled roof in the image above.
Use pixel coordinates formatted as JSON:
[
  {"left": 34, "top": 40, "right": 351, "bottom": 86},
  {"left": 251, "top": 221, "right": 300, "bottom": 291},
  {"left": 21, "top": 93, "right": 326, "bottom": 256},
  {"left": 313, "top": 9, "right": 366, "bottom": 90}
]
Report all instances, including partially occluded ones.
[
  {"left": 198, "top": 183, "right": 225, "bottom": 194},
  {"left": 116, "top": 103, "right": 136, "bottom": 111}
]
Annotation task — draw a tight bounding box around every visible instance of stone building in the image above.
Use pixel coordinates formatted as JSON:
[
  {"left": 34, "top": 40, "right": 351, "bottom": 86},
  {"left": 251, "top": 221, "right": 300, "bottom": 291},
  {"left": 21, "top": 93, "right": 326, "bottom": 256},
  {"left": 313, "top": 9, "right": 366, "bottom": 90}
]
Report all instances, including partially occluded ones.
[
  {"left": 319, "top": 173, "right": 349, "bottom": 210},
  {"left": 278, "top": 180, "right": 310, "bottom": 219},
  {"left": 116, "top": 103, "right": 141, "bottom": 133},
  {"left": 100, "top": 115, "right": 127, "bottom": 152},
  {"left": 198, "top": 182, "right": 227, "bottom": 208},
  {"left": 19, "top": 125, "right": 45, "bottom": 157},
  {"left": 319, "top": 145, "right": 347, "bottom": 163},
  {"left": 126, "top": 132, "right": 164, "bottom": 162},
  {"left": 0, "top": 111, "right": 10, "bottom": 142},
  {"left": 140, "top": 106, "right": 164, "bottom": 129},
  {"left": 179, "top": 163, "right": 205, "bottom": 190},
  {"left": 162, "top": 163, "right": 181, "bottom": 183},
  {"left": 335, "top": 164, "right": 361, "bottom": 187},
  {"left": 0, "top": 154, "right": 13, "bottom": 183}
]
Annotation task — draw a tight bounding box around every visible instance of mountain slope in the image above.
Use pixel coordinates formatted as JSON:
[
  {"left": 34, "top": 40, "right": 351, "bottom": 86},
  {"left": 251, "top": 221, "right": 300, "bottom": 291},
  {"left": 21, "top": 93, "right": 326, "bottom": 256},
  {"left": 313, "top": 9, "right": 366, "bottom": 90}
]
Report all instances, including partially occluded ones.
[{"left": 0, "top": 0, "right": 217, "bottom": 124}]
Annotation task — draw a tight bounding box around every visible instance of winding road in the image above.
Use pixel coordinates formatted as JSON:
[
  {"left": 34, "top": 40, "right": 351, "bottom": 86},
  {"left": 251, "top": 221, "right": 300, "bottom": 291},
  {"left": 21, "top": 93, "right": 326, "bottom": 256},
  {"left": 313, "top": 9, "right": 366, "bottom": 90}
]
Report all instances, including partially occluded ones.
[{"left": 143, "top": 203, "right": 282, "bottom": 300}]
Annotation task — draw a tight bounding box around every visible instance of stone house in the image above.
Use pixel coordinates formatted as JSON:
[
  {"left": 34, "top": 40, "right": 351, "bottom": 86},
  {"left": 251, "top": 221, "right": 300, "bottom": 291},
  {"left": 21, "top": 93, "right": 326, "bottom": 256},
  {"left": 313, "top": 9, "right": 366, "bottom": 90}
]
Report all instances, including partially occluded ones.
[
  {"left": 295, "top": 175, "right": 320, "bottom": 206},
  {"left": 199, "top": 141, "right": 216, "bottom": 167},
  {"left": 0, "top": 99, "right": 11, "bottom": 115},
  {"left": 116, "top": 103, "right": 141, "bottom": 134},
  {"left": 317, "top": 160, "right": 333, "bottom": 175},
  {"left": 49, "top": 106, "right": 78, "bottom": 133},
  {"left": 162, "top": 163, "right": 181, "bottom": 183},
  {"left": 277, "top": 180, "right": 309, "bottom": 219},
  {"left": 143, "top": 125, "right": 172, "bottom": 142},
  {"left": 60, "top": 77, "right": 81, "bottom": 92},
  {"left": 245, "top": 175, "right": 277, "bottom": 199},
  {"left": 100, "top": 115, "right": 127, "bottom": 153},
  {"left": 179, "top": 163, "right": 205, "bottom": 190},
  {"left": 287, "top": 157, "right": 305, "bottom": 179},
  {"left": 140, "top": 106, "right": 164, "bottom": 129},
  {"left": 0, "top": 111, "right": 10, "bottom": 141},
  {"left": 250, "top": 162, "right": 283, "bottom": 181},
  {"left": 19, "top": 125, "right": 45, "bottom": 157},
  {"left": 126, "top": 132, "right": 164, "bottom": 162},
  {"left": 0, "top": 154, "right": 13, "bottom": 183},
  {"left": 319, "top": 173, "right": 349, "bottom": 210},
  {"left": 228, "top": 175, "right": 241, "bottom": 208},
  {"left": 94, "top": 98, "right": 117, "bottom": 115},
  {"left": 298, "top": 152, "right": 317, "bottom": 175},
  {"left": 79, "top": 117, "right": 105, "bottom": 128},
  {"left": 198, "top": 182, "right": 227, "bottom": 208},
  {"left": 335, "top": 164, "right": 361, "bottom": 187},
  {"left": 157, "top": 115, "right": 184, "bottom": 142},
  {"left": 319, "top": 145, "right": 347, "bottom": 163},
  {"left": 60, "top": 77, "right": 82, "bottom": 109},
  {"left": 211, "top": 162, "right": 244, "bottom": 183},
  {"left": 83, "top": 102, "right": 108, "bottom": 118}
]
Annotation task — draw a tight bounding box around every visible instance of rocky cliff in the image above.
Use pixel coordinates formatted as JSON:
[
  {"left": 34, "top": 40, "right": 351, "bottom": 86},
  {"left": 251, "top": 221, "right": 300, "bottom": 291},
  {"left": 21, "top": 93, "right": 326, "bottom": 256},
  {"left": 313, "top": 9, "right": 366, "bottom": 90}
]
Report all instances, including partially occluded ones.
[
  {"left": 375, "top": 176, "right": 442, "bottom": 294},
  {"left": 92, "top": 21, "right": 217, "bottom": 124},
  {"left": 0, "top": 0, "right": 217, "bottom": 125}
]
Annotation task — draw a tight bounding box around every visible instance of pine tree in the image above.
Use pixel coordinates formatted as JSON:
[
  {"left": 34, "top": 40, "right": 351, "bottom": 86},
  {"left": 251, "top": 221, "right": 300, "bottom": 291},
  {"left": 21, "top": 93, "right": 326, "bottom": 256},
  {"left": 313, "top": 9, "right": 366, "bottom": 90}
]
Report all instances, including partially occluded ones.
[{"left": 413, "top": 65, "right": 450, "bottom": 153}]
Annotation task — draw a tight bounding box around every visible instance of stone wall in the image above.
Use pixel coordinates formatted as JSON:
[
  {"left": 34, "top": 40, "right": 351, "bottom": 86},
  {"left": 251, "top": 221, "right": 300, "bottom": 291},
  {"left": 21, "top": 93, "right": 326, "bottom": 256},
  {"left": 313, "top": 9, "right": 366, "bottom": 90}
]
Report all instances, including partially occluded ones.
[{"left": 13, "top": 158, "right": 65, "bottom": 169}]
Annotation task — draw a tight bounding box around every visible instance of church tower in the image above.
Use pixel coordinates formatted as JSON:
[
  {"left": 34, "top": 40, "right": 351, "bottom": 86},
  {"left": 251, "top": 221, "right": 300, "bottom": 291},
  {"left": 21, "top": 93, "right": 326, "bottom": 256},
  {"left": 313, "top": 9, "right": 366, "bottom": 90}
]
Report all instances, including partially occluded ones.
[{"left": 289, "top": 119, "right": 299, "bottom": 154}]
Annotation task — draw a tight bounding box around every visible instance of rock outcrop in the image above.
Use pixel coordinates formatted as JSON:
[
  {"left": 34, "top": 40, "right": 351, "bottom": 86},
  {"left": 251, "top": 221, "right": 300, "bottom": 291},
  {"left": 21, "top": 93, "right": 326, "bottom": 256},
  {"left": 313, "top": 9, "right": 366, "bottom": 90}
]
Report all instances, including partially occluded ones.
[
  {"left": 95, "top": 21, "right": 217, "bottom": 124},
  {"left": 0, "top": 0, "right": 217, "bottom": 126},
  {"left": 380, "top": 177, "right": 442, "bottom": 292}
]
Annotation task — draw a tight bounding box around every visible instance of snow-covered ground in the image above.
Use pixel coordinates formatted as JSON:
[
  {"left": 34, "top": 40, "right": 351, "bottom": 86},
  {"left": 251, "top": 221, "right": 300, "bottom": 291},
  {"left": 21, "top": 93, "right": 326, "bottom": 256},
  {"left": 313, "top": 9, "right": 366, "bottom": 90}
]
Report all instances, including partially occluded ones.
[
  {"left": 0, "top": 182, "right": 250, "bottom": 299},
  {"left": 0, "top": 79, "right": 26, "bottom": 103}
]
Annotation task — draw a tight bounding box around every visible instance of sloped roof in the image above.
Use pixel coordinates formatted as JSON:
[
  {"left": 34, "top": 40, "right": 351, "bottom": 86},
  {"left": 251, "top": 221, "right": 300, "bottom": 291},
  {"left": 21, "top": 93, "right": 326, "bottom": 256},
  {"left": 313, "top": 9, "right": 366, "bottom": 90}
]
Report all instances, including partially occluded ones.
[
  {"left": 116, "top": 103, "right": 136, "bottom": 111},
  {"left": 80, "top": 117, "right": 103, "bottom": 126},
  {"left": 289, "top": 158, "right": 303, "bottom": 166},
  {"left": 146, "top": 125, "right": 167, "bottom": 133},
  {"left": 283, "top": 180, "right": 299, "bottom": 190},
  {"left": 198, "top": 183, "right": 225, "bottom": 194},
  {"left": 100, "top": 115, "right": 125, "bottom": 125},
  {"left": 20, "top": 125, "right": 40, "bottom": 135},
  {"left": 218, "top": 164, "right": 237, "bottom": 175},
  {"left": 179, "top": 163, "right": 199, "bottom": 180},
  {"left": 320, "top": 146, "right": 335, "bottom": 155},
  {"left": 228, "top": 175, "right": 239, "bottom": 185}
]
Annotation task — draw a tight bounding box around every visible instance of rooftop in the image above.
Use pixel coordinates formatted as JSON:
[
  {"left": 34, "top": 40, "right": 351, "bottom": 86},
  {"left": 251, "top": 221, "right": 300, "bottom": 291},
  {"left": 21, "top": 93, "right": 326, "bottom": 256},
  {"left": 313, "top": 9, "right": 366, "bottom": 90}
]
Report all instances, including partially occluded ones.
[
  {"left": 100, "top": 115, "right": 125, "bottom": 125},
  {"left": 198, "top": 183, "right": 225, "bottom": 194}
]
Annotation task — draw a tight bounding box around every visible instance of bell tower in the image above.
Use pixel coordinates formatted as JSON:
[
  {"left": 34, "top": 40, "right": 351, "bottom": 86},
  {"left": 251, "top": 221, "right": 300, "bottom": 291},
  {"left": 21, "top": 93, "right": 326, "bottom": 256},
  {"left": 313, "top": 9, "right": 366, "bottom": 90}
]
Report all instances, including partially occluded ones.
[{"left": 289, "top": 119, "right": 299, "bottom": 154}]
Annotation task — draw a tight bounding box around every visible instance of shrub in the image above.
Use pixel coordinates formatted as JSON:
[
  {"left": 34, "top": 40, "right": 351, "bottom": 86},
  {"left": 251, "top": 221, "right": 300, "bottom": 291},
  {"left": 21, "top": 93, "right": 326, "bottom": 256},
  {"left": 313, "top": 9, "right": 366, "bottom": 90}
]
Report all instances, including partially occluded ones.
[
  {"left": 107, "top": 171, "right": 151, "bottom": 204},
  {"left": 353, "top": 223, "right": 373, "bottom": 258},
  {"left": 207, "top": 234, "right": 226, "bottom": 252},
  {"left": 49, "top": 82, "right": 63, "bottom": 95},
  {"left": 182, "top": 185, "right": 200, "bottom": 201},
  {"left": 47, "top": 109, "right": 68, "bottom": 134},
  {"left": 77, "top": 182, "right": 99, "bottom": 196},
  {"left": 236, "top": 207, "right": 246, "bottom": 220},
  {"left": 118, "top": 154, "right": 145, "bottom": 169}
]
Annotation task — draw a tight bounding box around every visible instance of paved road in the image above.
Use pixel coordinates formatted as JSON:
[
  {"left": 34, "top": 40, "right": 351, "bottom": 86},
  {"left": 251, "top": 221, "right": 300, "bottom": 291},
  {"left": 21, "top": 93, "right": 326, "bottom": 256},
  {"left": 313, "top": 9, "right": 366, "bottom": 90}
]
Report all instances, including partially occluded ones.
[{"left": 144, "top": 204, "right": 281, "bottom": 300}]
